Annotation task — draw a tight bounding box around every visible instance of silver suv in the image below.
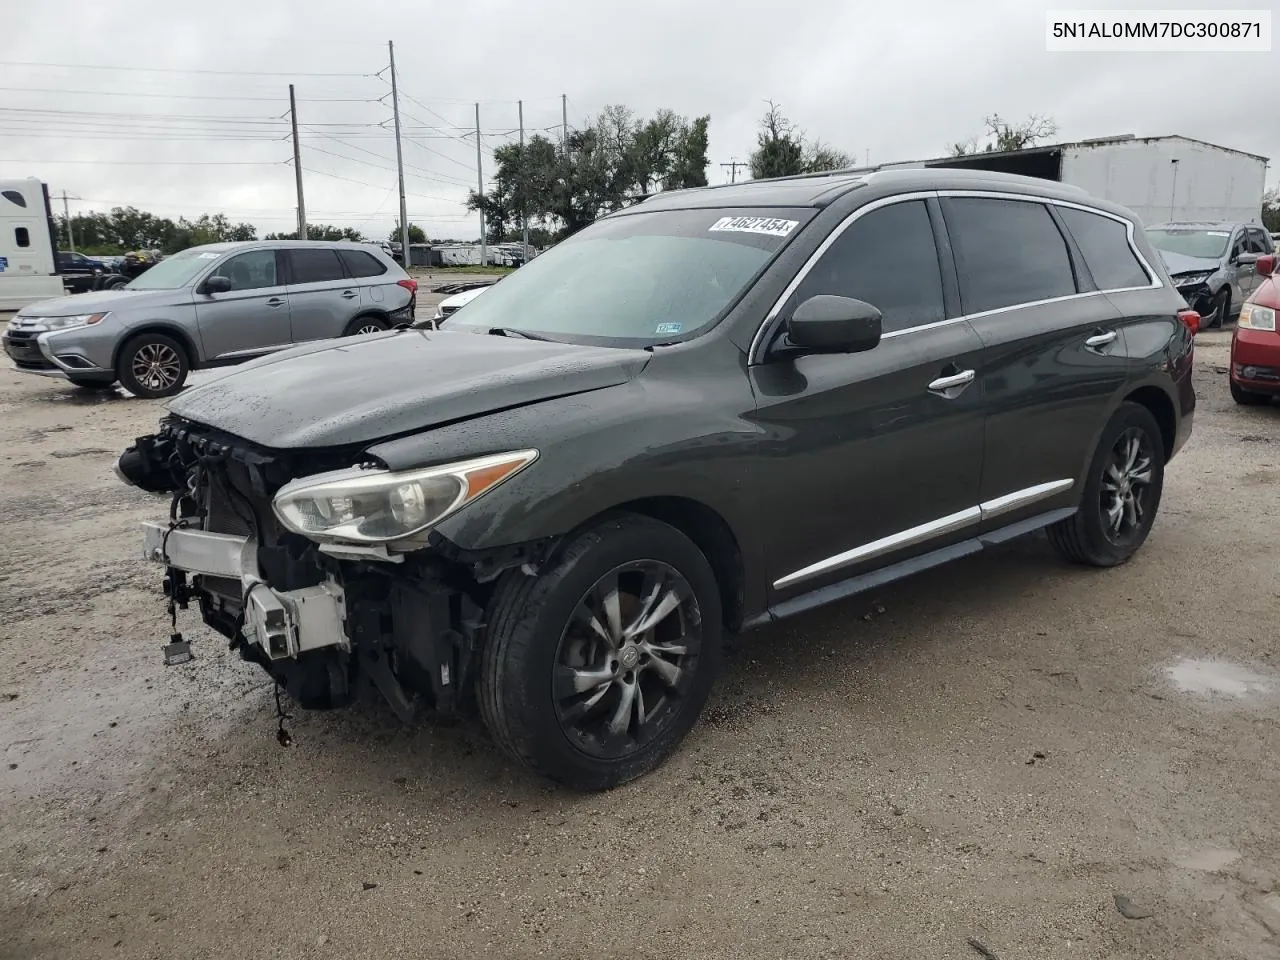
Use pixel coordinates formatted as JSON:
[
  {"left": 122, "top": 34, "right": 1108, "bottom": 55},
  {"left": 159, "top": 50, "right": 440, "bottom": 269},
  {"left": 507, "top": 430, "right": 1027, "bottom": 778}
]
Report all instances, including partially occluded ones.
[{"left": 2, "top": 240, "right": 416, "bottom": 397}]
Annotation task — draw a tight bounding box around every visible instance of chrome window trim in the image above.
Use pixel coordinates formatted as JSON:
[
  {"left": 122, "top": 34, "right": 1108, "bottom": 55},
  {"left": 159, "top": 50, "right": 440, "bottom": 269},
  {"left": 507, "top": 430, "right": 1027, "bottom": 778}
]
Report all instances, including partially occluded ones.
[
  {"left": 772, "top": 479, "right": 1074, "bottom": 590},
  {"left": 749, "top": 188, "right": 1162, "bottom": 364}
]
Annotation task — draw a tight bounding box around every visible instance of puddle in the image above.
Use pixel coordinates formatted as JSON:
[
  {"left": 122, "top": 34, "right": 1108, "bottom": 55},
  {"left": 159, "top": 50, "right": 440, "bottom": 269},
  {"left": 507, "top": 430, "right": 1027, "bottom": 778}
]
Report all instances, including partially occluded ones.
[
  {"left": 1174, "top": 847, "right": 1241, "bottom": 872},
  {"left": 1166, "top": 658, "right": 1273, "bottom": 699}
]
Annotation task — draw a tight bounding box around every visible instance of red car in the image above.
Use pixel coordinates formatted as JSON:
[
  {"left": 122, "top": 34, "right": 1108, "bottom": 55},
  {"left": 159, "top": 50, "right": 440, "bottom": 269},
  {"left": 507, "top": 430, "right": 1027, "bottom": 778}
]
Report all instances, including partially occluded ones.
[{"left": 1231, "top": 253, "right": 1280, "bottom": 405}]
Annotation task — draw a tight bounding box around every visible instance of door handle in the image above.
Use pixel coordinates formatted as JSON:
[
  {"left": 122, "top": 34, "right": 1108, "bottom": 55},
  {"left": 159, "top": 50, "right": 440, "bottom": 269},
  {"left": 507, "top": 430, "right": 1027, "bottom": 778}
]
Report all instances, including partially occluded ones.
[
  {"left": 340, "top": 290, "right": 358, "bottom": 300},
  {"left": 1085, "top": 330, "right": 1117, "bottom": 348},
  {"left": 266, "top": 297, "right": 286, "bottom": 307},
  {"left": 928, "top": 369, "right": 975, "bottom": 394}
]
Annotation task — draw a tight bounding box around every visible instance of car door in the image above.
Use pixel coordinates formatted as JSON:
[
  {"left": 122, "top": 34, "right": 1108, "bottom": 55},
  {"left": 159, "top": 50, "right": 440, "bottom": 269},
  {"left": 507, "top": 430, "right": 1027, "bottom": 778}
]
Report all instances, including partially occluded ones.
[
  {"left": 1241, "top": 228, "right": 1271, "bottom": 300},
  {"left": 1227, "top": 230, "right": 1253, "bottom": 305},
  {"left": 192, "top": 248, "right": 292, "bottom": 360},
  {"left": 749, "top": 197, "right": 987, "bottom": 599},
  {"left": 940, "top": 195, "right": 1133, "bottom": 516},
  {"left": 284, "top": 247, "right": 356, "bottom": 341}
]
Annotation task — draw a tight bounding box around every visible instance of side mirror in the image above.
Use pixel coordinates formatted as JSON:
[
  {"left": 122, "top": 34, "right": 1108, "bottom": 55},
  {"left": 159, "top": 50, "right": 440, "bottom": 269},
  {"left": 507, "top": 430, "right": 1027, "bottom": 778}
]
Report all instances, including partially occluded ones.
[
  {"left": 1236, "top": 252, "right": 1258, "bottom": 268},
  {"left": 1255, "top": 254, "right": 1275, "bottom": 277},
  {"left": 203, "top": 275, "right": 232, "bottom": 295},
  {"left": 783, "top": 295, "right": 882, "bottom": 355}
]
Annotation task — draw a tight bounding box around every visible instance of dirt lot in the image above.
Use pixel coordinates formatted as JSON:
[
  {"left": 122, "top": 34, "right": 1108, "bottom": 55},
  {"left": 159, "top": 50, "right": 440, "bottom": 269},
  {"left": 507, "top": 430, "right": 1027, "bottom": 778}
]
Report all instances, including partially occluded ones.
[{"left": 2, "top": 328, "right": 1278, "bottom": 960}]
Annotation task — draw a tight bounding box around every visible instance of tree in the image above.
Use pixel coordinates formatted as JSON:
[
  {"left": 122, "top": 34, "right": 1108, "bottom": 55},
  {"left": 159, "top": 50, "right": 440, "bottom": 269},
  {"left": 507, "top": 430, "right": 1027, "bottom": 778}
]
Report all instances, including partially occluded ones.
[
  {"left": 1262, "top": 187, "right": 1279, "bottom": 233},
  {"left": 468, "top": 105, "right": 711, "bottom": 241},
  {"left": 748, "top": 102, "right": 852, "bottom": 180},
  {"left": 388, "top": 222, "right": 427, "bottom": 244},
  {"left": 949, "top": 114, "right": 1059, "bottom": 156}
]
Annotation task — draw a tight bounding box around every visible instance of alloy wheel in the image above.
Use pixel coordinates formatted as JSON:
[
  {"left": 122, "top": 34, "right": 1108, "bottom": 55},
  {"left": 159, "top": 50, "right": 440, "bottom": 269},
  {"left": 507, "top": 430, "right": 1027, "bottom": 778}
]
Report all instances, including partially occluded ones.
[
  {"left": 355, "top": 323, "right": 383, "bottom": 335},
  {"left": 1100, "top": 427, "right": 1155, "bottom": 544},
  {"left": 130, "top": 342, "right": 182, "bottom": 392},
  {"left": 553, "top": 560, "right": 702, "bottom": 758}
]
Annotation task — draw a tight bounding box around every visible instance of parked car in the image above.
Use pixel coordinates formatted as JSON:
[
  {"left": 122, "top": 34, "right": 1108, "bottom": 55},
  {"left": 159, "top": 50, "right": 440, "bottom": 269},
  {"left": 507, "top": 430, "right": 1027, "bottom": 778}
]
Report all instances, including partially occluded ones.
[
  {"left": 1146, "top": 221, "right": 1275, "bottom": 328},
  {"left": 56, "top": 250, "right": 104, "bottom": 294},
  {"left": 429, "top": 283, "right": 488, "bottom": 323},
  {"left": 93, "top": 249, "right": 162, "bottom": 290},
  {"left": 3, "top": 240, "right": 416, "bottom": 397},
  {"left": 1230, "top": 252, "right": 1279, "bottom": 405},
  {"left": 117, "top": 169, "right": 1195, "bottom": 789}
]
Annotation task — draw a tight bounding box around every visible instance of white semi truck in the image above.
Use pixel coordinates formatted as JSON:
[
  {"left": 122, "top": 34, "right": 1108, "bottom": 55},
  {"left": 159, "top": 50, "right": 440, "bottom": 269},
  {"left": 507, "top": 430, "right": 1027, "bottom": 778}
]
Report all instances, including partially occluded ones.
[{"left": 0, "top": 178, "right": 65, "bottom": 311}]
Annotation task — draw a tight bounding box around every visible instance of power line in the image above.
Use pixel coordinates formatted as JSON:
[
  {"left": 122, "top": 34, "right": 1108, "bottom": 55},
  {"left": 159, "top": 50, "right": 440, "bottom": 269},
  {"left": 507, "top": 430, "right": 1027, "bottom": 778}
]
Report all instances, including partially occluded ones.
[
  {"left": 0, "top": 60, "right": 377, "bottom": 78},
  {"left": 0, "top": 86, "right": 376, "bottom": 102},
  {"left": 296, "top": 164, "right": 465, "bottom": 206},
  {"left": 4, "top": 158, "right": 287, "bottom": 165}
]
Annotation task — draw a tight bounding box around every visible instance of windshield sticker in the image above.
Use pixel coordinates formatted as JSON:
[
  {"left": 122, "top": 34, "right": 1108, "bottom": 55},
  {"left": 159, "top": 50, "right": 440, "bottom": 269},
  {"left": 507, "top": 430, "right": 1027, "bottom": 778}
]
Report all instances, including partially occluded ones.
[
  {"left": 1207, "top": 231, "right": 1229, "bottom": 237},
  {"left": 709, "top": 216, "right": 799, "bottom": 238},
  {"left": 654, "top": 321, "right": 683, "bottom": 336}
]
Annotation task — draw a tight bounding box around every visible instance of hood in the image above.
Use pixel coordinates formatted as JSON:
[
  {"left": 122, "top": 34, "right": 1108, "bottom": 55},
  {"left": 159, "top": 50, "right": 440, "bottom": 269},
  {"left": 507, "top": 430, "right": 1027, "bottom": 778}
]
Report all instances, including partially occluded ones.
[
  {"left": 166, "top": 328, "right": 651, "bottom": 449},
  {"left": 14, "top": 288, "right": 176, "bottom": 318},
  {"left": 1251, "top": 276, "right": 1280, "bottom": 310},
  {"left": 1156, "top": 250, "right": 1221, "bottom": 277}
]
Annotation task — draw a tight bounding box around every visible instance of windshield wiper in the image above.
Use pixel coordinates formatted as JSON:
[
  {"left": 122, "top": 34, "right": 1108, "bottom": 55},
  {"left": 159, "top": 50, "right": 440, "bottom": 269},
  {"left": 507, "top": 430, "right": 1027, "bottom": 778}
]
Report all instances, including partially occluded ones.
[{"left": 487, "top": 326, "right": 555, "bottom": 342}]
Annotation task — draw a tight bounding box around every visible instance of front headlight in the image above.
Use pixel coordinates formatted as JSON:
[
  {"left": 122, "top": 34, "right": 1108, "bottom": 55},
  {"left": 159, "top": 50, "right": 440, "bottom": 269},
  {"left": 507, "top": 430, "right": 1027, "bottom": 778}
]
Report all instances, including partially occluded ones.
[
  {"left": 1238, "top": 303, "right": 1277, "bottom": 332},
  {"left": 43, "top": 312, "right": 110, "bottom": 331},
  {"left": 272, "top": 450, "right": 538, "bottom": 545},
  {"left": 1174, "top": 273, "right": 1212, "bottom": 287}
]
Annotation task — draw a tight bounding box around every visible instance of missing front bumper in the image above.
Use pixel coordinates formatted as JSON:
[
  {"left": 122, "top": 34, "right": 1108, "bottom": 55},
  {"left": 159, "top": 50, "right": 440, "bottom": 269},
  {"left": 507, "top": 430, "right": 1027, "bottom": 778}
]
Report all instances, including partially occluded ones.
[{"left": 141, "top": 521, "right": 348, "bottom": 660}]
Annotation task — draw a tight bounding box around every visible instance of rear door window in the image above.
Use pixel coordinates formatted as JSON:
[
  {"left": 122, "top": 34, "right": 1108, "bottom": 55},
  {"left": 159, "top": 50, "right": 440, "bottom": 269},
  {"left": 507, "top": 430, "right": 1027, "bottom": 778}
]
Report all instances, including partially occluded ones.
[
  {"left": 337, "top": 249, "right": 388, "bottom": 278},
  {"left": 1057, "top": 207, "right": 1150, "bottom": 290},
  {"left": 944, "top": 197, "right": 1078, "bottom": 314},
  {"left": 287, "top": 248, "right": 346, "bottom": 284},
  {"left": 791, "top": 199, "right": 945, "bottom": 334},
  {"left": 1246, "top": 229, "right": 1270, "bottom": 254}
]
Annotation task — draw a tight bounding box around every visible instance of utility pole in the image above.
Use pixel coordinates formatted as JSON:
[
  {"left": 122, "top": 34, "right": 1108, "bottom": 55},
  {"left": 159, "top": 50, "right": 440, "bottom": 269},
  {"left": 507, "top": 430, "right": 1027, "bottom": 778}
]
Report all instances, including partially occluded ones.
[
  {"left": 59, "top": 191, "right": 76, "bottom": 253},
  {"left": 720, "top": 160, "right": 746, "bottom": 184},
  {"left": 476, "top": 102, "right": 486, "bottom": 268},
  {"left": 518, "top": 99, "right": 528, "bottom": 259},
  {"left": 289, "top": 84, "right": 307, "bottom": 240},
  {"left": 388, "top": 41, "right": 411, "bottom": 268},
  {"left": 561, "top": 93, "right": 568, "bottom": 147}
]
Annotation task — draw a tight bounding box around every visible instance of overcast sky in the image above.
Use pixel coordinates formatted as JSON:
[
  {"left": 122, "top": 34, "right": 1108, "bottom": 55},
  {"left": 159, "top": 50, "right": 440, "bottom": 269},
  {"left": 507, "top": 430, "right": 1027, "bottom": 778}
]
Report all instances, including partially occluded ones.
[{"left": 2, "top": 0, "right": 1275, "bottom": 242}]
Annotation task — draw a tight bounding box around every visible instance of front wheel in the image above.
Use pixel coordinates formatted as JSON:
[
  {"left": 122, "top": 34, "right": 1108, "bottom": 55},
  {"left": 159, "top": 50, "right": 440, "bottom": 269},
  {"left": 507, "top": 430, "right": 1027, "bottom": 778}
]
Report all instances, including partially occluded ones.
[
  {"left": 116, "top": 333, "right": 189, "bottom": 399},
  {"left": 1048, "top": 402, "right": 1165, "bottom": 567},
  {"left": 479, "top": 514, "right": 722, "bottom": 790}
]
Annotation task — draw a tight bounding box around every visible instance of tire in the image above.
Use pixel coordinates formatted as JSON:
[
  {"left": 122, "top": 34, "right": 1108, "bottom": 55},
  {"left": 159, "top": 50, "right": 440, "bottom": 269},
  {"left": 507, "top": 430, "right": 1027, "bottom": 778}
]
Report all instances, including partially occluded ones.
[
  {"left": 116, "top": 333, "right": 189, "bottom": 399},
  {"left": 1048, "top": 402, "right": 1165, "bottom": 567},
  {"left": 67, "top": 377, "right": 117, "bottom": 391},
  {"left": 479, "top": 513, "right": 723, "bottom": 790},
  {"left": 1231, "top": 381, "right": 1270, "bottom": 406},
  {"left": 1203, "top": 288, "right": 1230, "bottom": 329},
  {"left": 343, "top": 315, "right": 388, "bottom": 336}
]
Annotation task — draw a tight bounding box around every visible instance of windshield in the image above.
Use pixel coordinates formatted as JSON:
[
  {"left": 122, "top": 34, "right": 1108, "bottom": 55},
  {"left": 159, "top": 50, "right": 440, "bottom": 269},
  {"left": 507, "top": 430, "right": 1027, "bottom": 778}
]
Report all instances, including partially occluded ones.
[
  {"left": 1146, "top": 228, "right": 1230, "bottom": 260},
  {"left": 125, "top": 248, "right": 219, "bottom": 290},
  {"left": 447, "top": 207, "right": 812, "bottom": 346}
]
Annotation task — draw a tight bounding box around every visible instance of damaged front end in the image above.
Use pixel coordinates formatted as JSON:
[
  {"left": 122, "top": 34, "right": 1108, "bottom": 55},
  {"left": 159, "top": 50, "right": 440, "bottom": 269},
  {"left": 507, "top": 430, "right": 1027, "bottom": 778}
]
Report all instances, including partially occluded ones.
[{"left": 118, "top": 418, "right": 551, "bottom": 720}]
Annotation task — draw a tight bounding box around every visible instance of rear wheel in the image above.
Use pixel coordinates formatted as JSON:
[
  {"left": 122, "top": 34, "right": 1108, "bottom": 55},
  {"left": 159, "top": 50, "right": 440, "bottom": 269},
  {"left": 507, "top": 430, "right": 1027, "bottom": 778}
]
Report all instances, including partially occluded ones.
[
  {"left": 479, "top": 514, "right": 722, "bottom": 790},
  {"left": 116, "top": 333, "right": 189, "bottom": 399},
  {"left": 1230, "top": 381, "right": 1271, "bottom": 406},
  {"left": 343, "top": 315, "right": 388, "bottom": 336},
  {"left": 1048, "top": 402, "right": 1165, "bottom": 567}
]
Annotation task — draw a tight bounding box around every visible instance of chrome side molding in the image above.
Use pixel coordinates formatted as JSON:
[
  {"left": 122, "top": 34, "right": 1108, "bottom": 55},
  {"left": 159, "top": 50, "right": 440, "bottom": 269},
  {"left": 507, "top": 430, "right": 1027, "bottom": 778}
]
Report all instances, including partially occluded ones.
[{"left": 773, "top": 479, "right": 1074, "bottom": 590}]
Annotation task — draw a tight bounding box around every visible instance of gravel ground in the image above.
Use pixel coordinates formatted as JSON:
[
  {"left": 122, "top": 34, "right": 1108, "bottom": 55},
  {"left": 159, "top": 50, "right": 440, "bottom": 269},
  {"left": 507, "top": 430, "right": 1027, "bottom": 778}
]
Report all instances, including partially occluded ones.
[{"left": 2, "top": 328, "right": 1278, "bottom": 960}]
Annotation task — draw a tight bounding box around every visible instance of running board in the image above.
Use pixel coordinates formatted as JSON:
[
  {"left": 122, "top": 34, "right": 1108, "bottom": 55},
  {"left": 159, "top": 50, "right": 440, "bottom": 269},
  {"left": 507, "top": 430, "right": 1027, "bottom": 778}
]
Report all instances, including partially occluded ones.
[{"left": 751, "top": 507, "right": 1077, "bottom": 625}]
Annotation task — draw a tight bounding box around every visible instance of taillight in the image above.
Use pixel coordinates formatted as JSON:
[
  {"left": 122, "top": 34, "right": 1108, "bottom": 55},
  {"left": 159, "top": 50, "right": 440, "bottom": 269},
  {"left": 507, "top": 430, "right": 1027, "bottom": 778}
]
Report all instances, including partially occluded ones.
[
  {"left": 1178, "top": 308, "right": 1200, "bottom": 335},
  {"left": 397, "top": 279, "right": 418, "bottom": 296}
]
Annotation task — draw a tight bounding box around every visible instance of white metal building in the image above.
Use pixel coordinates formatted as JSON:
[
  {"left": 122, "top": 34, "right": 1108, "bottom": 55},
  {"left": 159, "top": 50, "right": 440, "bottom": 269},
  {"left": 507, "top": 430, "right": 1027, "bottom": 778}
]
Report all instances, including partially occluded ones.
[{"left": 862, "top": 135, "right": 1269, "bottom": 226}]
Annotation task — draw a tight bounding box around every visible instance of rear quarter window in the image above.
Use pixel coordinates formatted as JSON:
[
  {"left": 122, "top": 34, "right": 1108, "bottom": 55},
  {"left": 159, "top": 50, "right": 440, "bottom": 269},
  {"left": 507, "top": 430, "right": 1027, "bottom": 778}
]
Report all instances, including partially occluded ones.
[
  {"left": 337, "top": 249, "right": 389, "bottom": 278},
  {"left": 1057, "top": 207, "right": 1151, "bottom": 290},
  {"left": 944, "top": 197, "right": 1077, "bottom": 314}
]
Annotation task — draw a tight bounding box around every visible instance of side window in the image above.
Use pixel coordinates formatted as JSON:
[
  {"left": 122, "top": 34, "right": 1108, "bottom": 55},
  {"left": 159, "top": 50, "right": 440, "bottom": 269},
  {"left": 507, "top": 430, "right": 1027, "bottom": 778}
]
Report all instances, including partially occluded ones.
[
  {"left": 15, "top": 227, "right": 30, "bottom": 248},
  {"left": 2, "top": 190, "right": 28, "bottom": 208},
  {"left": 1231, "top": 232, "right": 1249, "bottom": 259},
  {"left": 945, "top": 197, "right": 1077, "bottom": 314},
  {"left": 1057, "top": 207, "right": 1150, "bottom": 290},
  {"left": 337, "top": 249, "right": 388, "bottom": 278},
  {"left": 211, "top": 250, "right": 279, "bottom": 292},
  {"left": 1247, "top": 229, "right": 1269, "bottom": 254},
  {"left": 287, "top": 248, "right": 345, "bottom": 284},
  {"left": 792, "top": 200, "right": 944, "bottom": 334}
]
